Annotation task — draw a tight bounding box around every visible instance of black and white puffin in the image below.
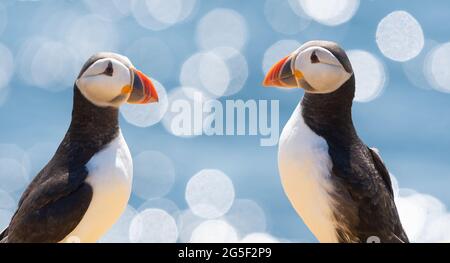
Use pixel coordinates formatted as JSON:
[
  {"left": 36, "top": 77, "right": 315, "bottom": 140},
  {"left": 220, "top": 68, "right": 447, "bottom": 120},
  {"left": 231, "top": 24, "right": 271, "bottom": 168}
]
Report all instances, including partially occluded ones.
[
  {"left": 0, "top": 52, "right": 158, "bottom": 243},
  {"left": 263, "top": 40, "right": 408, "bottom": 243}
]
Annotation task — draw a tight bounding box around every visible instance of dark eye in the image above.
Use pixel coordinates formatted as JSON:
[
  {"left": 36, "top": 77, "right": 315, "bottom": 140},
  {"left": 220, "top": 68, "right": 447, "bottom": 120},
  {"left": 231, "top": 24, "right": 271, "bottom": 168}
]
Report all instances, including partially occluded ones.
[
  {"left": 104, "top": 61, "right": 114, "bottom": 76},
  {"left": 310, "top": 51, "right": 320, "bottom": 64}
]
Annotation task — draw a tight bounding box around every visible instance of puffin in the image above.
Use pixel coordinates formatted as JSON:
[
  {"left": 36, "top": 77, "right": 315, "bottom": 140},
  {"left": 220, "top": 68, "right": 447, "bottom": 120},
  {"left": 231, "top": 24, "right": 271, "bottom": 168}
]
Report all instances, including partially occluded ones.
[
  {"left": 263, "top": 40, "right": 408, "bottom": 243},
  {"left": 0, "top": 52, "right": 158, "bottom": 243}
]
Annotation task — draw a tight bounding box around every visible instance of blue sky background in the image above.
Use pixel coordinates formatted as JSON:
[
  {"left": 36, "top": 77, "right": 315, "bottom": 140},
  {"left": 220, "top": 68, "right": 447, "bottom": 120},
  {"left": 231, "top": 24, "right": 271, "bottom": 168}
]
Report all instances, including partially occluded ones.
[{"left": 1, "top": 0, "right": 450, "bottom": 242}]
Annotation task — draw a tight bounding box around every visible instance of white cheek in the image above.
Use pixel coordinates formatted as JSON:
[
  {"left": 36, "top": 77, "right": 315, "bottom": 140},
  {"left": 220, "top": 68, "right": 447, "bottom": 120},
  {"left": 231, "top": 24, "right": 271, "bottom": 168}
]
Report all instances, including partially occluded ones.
[
  {"left": 77, "top": 69, "right": 131, "bottom": 107},
  {"left": 301, "top": 63, "right": 351, "bottom": 93}
]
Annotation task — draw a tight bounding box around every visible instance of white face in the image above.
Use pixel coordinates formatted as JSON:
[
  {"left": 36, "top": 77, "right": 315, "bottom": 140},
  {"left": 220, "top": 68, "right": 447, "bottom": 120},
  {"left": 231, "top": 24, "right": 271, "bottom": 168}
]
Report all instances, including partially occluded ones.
[
  {"left": 76, "top": 58, "right": 133, "bottom": 107},
  {"left": 294, "top": 46, "right": 352, "bottom": 94}
]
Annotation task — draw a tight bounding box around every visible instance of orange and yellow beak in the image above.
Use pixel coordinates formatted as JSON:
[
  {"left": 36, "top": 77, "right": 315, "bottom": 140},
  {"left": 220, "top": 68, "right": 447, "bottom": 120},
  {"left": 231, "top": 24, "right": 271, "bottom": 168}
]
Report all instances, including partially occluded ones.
[
  {"left": 262, "top": 54, "right": 302, "bottom": 88},
  {"left": 126, "top": 68, "right": 159, "bottom": 104}
]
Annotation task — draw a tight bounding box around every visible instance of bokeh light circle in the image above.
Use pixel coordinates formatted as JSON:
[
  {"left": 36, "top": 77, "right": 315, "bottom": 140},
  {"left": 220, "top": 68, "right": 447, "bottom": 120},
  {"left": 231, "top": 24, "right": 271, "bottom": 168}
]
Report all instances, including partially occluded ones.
[
  {"left": 196, "top": 8, "right": 248, "bottom": 51},
  {"left": 66, "top": 14, "right": 119, "bottom": 64},
  {"left": 185, "top": 169, "right": 235, "bottom": 219},
  {"left": 180, "top": 50, "right": 248, "bottom": 98},
  {"left": 120, "top": 78, "right": 169, "bottom": 127},
  {"left": 137, "top": 198, "right": 180, "bottom": 217},
  {"left": 376, "top": 11, "right": 424, "bottom": 62},
  {"left": 264, "top": 0, "right": 311, "bottom": 35},
  {"left": 427, "top": 43, "right": 450, "bottom": 93},
  {"left": 129, "top": 208, "right": 178, "bottom": 243},
  {"left": 190, "top": 219, "right": 238, "bottom": 243},
  {"left": 299, "top": 0, "right": 360, "bottom": 26},
  {"left": 131, "top": 0, "right": 195, "bottom": 30},
  {"left": 212, "top": 47, "right": 249, "bottom": 96},
  {"left": 198, "top": 52, "right": 230, "bottom": 97},
  {"left": 347, "top": 50, "right": 386, "bottom": 102},
  {"left": 180, "top": 52, "right": 230, "bottom": 97},
  {"left": 225, "top": 199, "right": 267, "bottom": 236},
  {"left": 83, "top": 0, "right": 130, "bottom": 21},
  {"left": 30, "top": 40, "right": 78, "bottom": 91},
  {"left": 396, "top": 190, "right": 437, "bottom": 242},
  {"left": 132, "top": 151, "right": 175, "bottom": 200},
  {"left": 144, "top": 0, "right": 183, "bottom": 25},
  {"left": 402, "top": 39, "right": 438, "bottom": 90}
]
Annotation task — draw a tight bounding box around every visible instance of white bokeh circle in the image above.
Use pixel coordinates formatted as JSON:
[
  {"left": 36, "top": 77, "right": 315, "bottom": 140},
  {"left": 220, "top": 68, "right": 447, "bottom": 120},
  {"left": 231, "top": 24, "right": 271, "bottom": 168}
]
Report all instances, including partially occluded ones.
[
  {"left": 347, "top": 50, "right": 386, "bottom": 102},
  {"left": 196, "top": 8, "right": 248, "bottom": 51},
  {"left": 427, "top": 43, "right": 450, "bottom": 93},
  {"left": 83, "top": 0, "right": 131, "bottom": 21},
  {"left": 138, "top": 198, "right": 180, "bottom": 217},
  {"left": 225, "top": 199, "right": 267, "bottom": 236},
  {"left": 129, "top": 208, "right": 178, "bottom": 243},
  {"left": 402, "top": 39, "right": 438, "bottom": 90},
  {"left": 131, "top": 151, "right": 176, "bottom": 200},
  {"left": 264, "top": 0, "right": 311, "bottom": 35},
  {"left": 376, "top": 10, "right": 424, "bottom": 62},
  {"left": 65, "top": 14, "right": 119, "bottom": 64},
  {"left": 212, "top": 47, "right": 249, "bottom": 96},
  {"left": 131, "top": 0, "right": 196, "bottom": 31},
  {"left": 185, "top": 169, "right": 235, "bottom": 219},
  {"left": 299, "top": 0, "right": 360, "bottom": 26},
  {"left": 30, "top": 40, "right": 78, "bottom": 91},
  {"left": 190, "top": 219, "right": 238, "bottom": 243}
]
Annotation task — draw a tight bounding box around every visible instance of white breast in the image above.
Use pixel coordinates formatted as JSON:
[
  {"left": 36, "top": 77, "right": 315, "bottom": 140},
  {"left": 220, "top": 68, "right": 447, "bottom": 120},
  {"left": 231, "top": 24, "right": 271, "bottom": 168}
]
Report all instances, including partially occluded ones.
[
  {"left": 62, "top": 130, "right": 133, "bottom": 243},
  {"left": 278, "top": 103, "right": 338, "bottom": 242}
]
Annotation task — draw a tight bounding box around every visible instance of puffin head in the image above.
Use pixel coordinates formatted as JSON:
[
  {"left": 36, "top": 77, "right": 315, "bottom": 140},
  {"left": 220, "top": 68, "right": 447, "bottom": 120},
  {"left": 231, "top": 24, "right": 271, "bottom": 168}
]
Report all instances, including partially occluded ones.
[
  {"left": 76, "top": 52, "right": 158, "bottom": 108},
  {"left": 263, "top": 40, "right": 353, "bottom": 94}
]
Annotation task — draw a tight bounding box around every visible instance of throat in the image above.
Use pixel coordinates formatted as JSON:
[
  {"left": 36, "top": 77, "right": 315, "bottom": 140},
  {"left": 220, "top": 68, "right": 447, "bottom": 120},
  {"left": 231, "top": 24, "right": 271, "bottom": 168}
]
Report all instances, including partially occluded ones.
[
  {"left": 67, "top": 87, "right": 119, "bottom": 146},
  {"left": 300, "top": 76, "right": 358, "bottom": 145}
]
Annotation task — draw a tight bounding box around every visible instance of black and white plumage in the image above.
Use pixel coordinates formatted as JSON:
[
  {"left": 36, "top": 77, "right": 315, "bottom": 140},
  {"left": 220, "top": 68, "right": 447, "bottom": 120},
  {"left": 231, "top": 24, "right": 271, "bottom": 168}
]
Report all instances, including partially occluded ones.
[
  {"left": 0, "top": 53, "right": 158, "bottom": 243},
  {"left": 263, "top": 40, "right": 408, "bottom": 243}
]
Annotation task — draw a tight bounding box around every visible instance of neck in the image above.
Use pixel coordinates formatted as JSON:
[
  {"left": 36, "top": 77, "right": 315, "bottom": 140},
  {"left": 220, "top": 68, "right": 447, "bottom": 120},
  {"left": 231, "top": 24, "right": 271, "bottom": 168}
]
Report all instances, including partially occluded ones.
[
  {"left": 300, "top": 75, "right": 358, "bottom": 145},
  {"left": 67, "top": 86, "right": 119, "bottom": 145}
]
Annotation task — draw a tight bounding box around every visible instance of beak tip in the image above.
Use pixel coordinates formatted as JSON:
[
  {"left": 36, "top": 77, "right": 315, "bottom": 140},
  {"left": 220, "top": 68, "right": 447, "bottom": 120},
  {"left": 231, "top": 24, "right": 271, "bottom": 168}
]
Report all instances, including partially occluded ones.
[{"left": 149, "top": 96, "right": 159, "bottom": 103}]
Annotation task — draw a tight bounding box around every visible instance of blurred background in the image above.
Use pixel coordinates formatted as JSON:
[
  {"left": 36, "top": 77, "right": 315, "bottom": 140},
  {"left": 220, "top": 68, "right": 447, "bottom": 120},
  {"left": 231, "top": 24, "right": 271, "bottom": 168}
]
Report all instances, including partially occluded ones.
[{"left": 1, "top": 0, "right": 450, "bottom": 242}]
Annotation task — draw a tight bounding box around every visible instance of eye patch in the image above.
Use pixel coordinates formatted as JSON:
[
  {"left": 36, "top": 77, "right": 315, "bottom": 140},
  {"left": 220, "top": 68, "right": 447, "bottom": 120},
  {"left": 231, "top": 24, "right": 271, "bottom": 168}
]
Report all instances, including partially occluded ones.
[
  {"left": 103, "top": 61, "right": 114, "bottom": 76},
  {"left": 310, "top": 51, "right": 320, "bottom": 64}
]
